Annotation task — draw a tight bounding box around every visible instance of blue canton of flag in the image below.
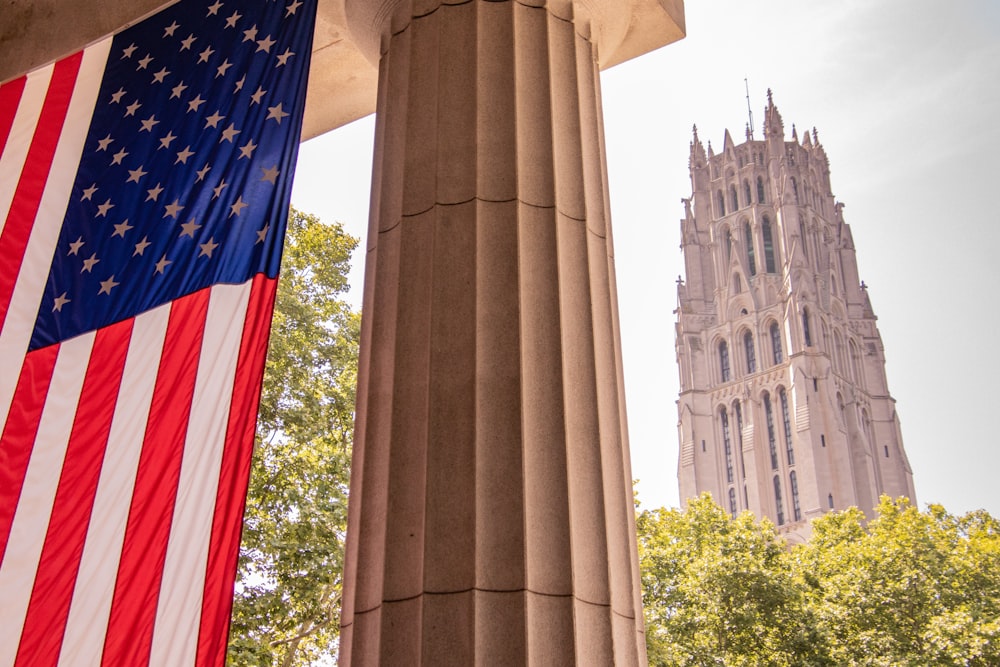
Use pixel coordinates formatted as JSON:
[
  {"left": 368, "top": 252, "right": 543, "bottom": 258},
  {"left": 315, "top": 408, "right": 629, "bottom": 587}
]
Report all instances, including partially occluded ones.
[{"left": 31, "top": 0, "right": 313, "bottom": 350}]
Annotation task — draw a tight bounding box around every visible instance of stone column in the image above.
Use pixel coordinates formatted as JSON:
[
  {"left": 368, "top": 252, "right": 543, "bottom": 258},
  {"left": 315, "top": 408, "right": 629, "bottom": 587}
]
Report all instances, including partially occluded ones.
[{"left": 339, "top": 1, "right": 647, "bottom": 663}]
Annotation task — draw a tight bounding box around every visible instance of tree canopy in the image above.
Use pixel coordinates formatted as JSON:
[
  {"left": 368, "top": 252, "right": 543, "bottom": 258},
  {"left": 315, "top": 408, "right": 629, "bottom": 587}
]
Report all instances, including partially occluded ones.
[
  {"left": 227, "top": 208, "right": 359, "bottom": 666},
  {"left": 638, "top": 494, "right": 1000, "bottom": 667}
]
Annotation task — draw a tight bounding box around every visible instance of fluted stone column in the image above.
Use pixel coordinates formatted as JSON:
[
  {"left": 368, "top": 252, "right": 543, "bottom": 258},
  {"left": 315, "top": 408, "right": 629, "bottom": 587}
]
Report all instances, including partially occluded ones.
[{"left": 339, "top": 1, "right": 651, "bottom": 663}]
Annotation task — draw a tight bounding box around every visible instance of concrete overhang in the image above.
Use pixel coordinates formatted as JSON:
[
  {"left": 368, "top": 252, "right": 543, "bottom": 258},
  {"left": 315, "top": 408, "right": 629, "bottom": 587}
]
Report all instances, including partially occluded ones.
[{"left": 0, "top": 0, "right": 684, "bottom": 140}]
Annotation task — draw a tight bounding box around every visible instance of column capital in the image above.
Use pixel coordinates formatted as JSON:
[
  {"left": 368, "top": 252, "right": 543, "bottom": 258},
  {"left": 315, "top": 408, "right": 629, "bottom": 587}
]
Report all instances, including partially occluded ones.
[{"left": 345, "top": 0, "right": 684, "bottom": 69}]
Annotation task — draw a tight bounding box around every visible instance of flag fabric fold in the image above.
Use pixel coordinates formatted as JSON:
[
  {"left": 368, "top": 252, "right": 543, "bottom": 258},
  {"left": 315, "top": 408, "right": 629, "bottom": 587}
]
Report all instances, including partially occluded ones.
[{"left": 0, "top": 0, "right": 317, "bottom": 664}]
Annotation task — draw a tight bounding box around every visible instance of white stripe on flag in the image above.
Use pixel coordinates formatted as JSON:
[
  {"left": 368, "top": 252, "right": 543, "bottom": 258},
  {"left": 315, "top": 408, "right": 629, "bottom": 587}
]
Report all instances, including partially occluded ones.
[
  {"left": 57, "top": 303, "right": 170, "bottom": 667},
  {"left": 0, "top": 38, "right": 110, "bottom": 429},
  {"left": 0, "top": 66, "right": 52, "bottom": 237},
  {"left": 148, "top": 281, "right": 252, "bottom": 667},
  {"left": 0, "top": 331, "right": 95, "bottom": 667}
]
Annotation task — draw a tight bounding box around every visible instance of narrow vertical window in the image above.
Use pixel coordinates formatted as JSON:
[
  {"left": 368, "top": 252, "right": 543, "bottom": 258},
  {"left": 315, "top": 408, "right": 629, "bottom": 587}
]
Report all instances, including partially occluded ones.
[
  {"left": 790, "top": 471, "right": 801, "bottom": 521},
  {"left": 802, "top": 308, "right": 812, "bottom": 347},
  {"left": 744, "top": 221, "right": 756, "bottom": 276},
  {"left": 728, "top": 488, "right": 738, "bottom": 518},
  {"left": 717, "top": 190, "right": 726, "bottom": 217},
  {"left": 719, "top": 341, "right": 731, "bottom": 382},
  {"left": 730, "top": 184, "right": 739, "bottom": 211},
  {"left": 791, "top": 177, "right": 799, "bottom": 203},
  {"left": 734, "top": 401, "right": 746, "bottom": 477},
  {"left": 764, "top": 393, "right": 778, "bottom": 470},
  {"left": 862, "top": 410, "right": 873, "bottom": 446},
  {"left": 744, "top": 180, "right": 752, "bottom": 206},
  {"left": 757, "top": 176, "right": 766, "bottom": 203},
  {"left": 721, "top": 408, "right": 734, "bottom": 484},
  {"left": 828, "top": 493, "right": 834, "bottom": 509},
  {"left": 724, "top": 228, "right": 733, "bottom": 261},
  {"left": 744, "top": 331, "right": 756, "bottom": 373},
  {"left": 773, "top": 476, "right": 785, "bottom": 525},
  {"left": 799, "top": 218, "right": 808, "bottom": 259},
  {"left": 770, "top": 322, "right": 783, "bottom": 364},
  {"left": 762, "top": 216, "right": 776, "bottom": 273},
  {"left": 780, "top": 388, "right": 794, "bottom": 465}
]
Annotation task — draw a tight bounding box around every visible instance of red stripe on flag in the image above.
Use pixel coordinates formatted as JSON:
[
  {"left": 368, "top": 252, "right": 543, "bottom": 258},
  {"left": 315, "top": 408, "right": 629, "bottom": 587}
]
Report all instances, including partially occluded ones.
[
  {"left": 0, "top": 52, "right": 82, "bottom": 329},
  {"left": 0, "top": 344, "right": 59, "bottom": 564},
  {"left": 195, "top": 274, "right": 278, "bottom": 667},
  {"left": 101, "top": 289, "right": 210, "bottom": 666},
  {"left": 13, "top": 319, "right": 133, "bottom": 667},
  {"left": 0, "top": 75, "right": 27, "bottom": 158}
]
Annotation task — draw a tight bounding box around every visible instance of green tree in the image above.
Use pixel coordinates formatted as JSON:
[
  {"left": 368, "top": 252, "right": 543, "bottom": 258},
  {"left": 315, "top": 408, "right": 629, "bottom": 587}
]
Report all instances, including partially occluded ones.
[
  {"left": 795, "top": 497, "right": 1000, "bottom": 667},
  {"left": 226, "top": 208, "right": 360, "bottom": 666},
  {"left": 638, "top": 494, "right": 1000, "bottom": 667},
  {"left": 637, "top": 494, "right": 827, "bottom": 666}
]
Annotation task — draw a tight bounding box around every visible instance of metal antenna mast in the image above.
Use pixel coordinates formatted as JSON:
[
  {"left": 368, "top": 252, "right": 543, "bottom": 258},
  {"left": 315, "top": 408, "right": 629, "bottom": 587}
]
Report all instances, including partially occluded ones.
[{"left": 744, "top": 77, "right": 754, "bottom": 139}]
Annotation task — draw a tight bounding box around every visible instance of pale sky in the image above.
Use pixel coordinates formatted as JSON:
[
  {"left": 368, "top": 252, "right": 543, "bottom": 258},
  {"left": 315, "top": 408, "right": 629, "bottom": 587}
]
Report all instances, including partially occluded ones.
[{"left": 291, "top": 0, "right": 1000, "bottom": 517}]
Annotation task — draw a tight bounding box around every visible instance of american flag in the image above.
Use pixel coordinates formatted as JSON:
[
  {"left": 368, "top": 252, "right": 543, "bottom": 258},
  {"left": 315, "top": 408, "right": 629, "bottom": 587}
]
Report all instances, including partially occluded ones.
[{"left": 0, "top": 0, "right": 316, "bottom": 664}]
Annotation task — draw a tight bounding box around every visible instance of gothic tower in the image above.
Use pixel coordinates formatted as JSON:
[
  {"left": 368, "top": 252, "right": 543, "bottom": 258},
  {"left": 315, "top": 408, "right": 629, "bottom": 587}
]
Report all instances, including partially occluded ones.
[{"left": 674, "top": 91, "right": 916, "bottom": 538}]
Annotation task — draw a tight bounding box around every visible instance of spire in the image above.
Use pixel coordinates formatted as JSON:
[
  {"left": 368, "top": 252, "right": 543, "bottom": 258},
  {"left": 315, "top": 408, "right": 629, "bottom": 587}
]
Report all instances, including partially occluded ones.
[
  {"left": 723, "top": 128, "right": 735, "bottom": 151},
  {"left": 689, "top": 124, "right": 706, "bottom": 167},
  {"left": 791, "top": 123, "right": 798, "bottom": 142},
  {"left": 746, "top": 122, "right": 752, "bottom": 141},
  {"left": 763, "top": 87, "right": 784, "bottom": 140},
  {"left": 802, "top": 128, "right": 813, "bottom": 148}
]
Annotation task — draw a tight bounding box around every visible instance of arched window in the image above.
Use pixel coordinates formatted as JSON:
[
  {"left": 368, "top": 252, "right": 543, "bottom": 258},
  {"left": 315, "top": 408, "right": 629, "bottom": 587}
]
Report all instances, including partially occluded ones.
[
  {"left": 717, "top": 190, "right": 726, "bottom": 217},
  {"left": 799, "top": 218, "right": 808, "bottom": 259},
  {"left": 780, "top": 388, "right": 794, "bottom": 465},
  {"left": 730, "top": 184, "right": 739, "bottom": 211},
  {"left": 719, "top": 341, "right": 731, "bottom": 382},
  {"left": 802, "top": 308, "right": 812, "bottom": 347},
  {"left": 757, "top": 176, "right": 766, "bottom": 203},
  {"left": 744, "top": 331, "right": 756, "bottom": 373},
  {"left": 850, "top": 341, "right": 864, "bottom": 387},
  {"left": 744, "top": 180, "right": 752, "bottom": 206},
  {"left": 770, "top": 322, "right": 783, "bottom": 364},
  {"left": 728, "top": 487, "right": 738, "bottom": 518},
  {"left": 721, "top": 407, "right": 734, "bottom": 484},
  {"left": 744, "top": 221, "right": 756, "bottom": 276},
  {"left": 791, "top": 177, "right": 799, "bottom": 204},
  {"left": 764, "top": 393, "right": 778, "bottom": 469},
  {"left": 790, "top": 471, "right": 801, "bottom": 521},
  {"left": 773, "top": 476, "right": 785, "bottom": 525},
  {"left": 762, "top": 216, "right": 776, "bottom": 273}
]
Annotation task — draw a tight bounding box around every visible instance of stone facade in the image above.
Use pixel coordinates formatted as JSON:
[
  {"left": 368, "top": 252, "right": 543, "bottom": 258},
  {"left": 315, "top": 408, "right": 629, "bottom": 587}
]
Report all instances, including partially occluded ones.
[{"left": 674, "top": 91, "right": 916, "bottom": 540}]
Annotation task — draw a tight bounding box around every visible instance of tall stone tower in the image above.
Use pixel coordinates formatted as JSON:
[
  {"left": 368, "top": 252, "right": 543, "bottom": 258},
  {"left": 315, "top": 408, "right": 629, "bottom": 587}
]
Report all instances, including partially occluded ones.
[{"left": 674, "top": 91, "right": 915, "bottom": 538}]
